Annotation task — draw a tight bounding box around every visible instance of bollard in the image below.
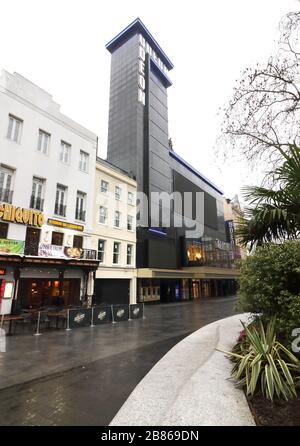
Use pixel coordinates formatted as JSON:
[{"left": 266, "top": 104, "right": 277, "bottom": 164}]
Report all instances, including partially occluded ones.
[
  {"left": 111, "top": 305, "right": 116, "bottom": 324},
  {"left": 90, "top": 307, "right": 95, "bottom": 327},
  {"left": 143, "top": 302, "right": 146, "bottom": 319},
  {"left": 128, "top": 304, "right": 132, "bottom": 321},
  {"left": 34, "top": 311, "right": 42, "bottom": 336},
  {"left": 66, "top": 309, "right": 71, "bottom": 331}
]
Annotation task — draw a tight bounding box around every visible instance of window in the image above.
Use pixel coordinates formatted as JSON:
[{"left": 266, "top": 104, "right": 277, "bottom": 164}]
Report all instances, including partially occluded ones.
[
  {"left": 73, "top": 235, "right": 83, "bottom": 249},
  {"left": 25, "top": 227, "right": 40, "bottom": 256},
  {"left": 55, "top": 184, "right": 67, "bottom": 217},
  {"left": 30, "top": 177, "right": 44, "bottom": 211},
  {"left": 0, "top": 222, "right": 8, "bottom": 239},
  {"left": 127, "top": 215, "right": 133, "bottom": 231},
  {"left": 101, "top": 180, "right": 108, "bottom": 194},
  {"left": 0, "top": 166, "right": 13, "bottom": 203},
  {"left": 79, "top": 150, "right": 89, "bottom": 172},
  {"left": 75, "top": 191, "right": 86, "bottom": 221},
  {"left": 114, "top": 210, "right": 121, "bottom": 228},
  {"left": 51, "top": 231, "right": 64, "bottom": 246},
  {"left": 127, "top": 244, "right": 133, "bottom": 265},
  {"left": 97, "top": 239, "right": 106, "bottom": 263},
  {"left": 59, "top": 141, "right": 71, "bottom": 164},
  {"left": 113, "top": 242, "right": 120, "bottom": 264},
  {"left": 37, "top": 130, "right": 50, "bottom": 154},
  {"left": 7, "top": 115, "right": 22, "bottom": 143},
  {"left": 115, "top": 186, "right": 122, "bottom": 200},
  {"left": 99, "top": 206, "right": 108, "bottom": 224},
  {"left": 128, "top": 191, "right": 134, "bottom": 205}
]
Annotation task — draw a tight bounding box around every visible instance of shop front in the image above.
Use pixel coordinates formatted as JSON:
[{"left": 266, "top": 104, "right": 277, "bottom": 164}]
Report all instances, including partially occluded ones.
[
  {"left": 0, "top": 255, "right": 99, "bottom": 314},
  {"left": 18, "top": 278, "right": 81, "bottom": 309},
  {"left": 137, "top": 268, "right": 240, "bottom": 303}
]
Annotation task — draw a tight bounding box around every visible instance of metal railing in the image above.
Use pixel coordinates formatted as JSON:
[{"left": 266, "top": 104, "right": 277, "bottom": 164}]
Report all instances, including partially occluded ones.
[
  {"left": 54, "top": 202, "right": 66, "bottom": 217},
  {"left": 29, "top": 195, "right": 44, "bottom": 211},
  {"left": 0, "top": 188, "right": 13, "bottom": 203},
  {"left": 81, "top": 248, "right": 97, "bottom": 260},
  {"left": 75, "top": 209, "right": 86, "bottom": 221}
]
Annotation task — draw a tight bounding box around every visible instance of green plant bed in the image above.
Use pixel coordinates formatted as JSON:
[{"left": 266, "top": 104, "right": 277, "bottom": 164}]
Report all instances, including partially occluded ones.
[
  {"left": 237, "top": 241, "right": 300, "bottom": 346},
  {"left": 220, "top": 318, "right": 300, "bottom": 401}
]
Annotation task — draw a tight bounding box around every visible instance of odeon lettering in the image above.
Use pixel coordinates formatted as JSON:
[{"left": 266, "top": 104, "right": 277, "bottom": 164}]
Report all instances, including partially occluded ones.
[
  {"left": 0, "top": 203, "right": 44, "bottom": 227},
  {"left": 138, "top": 34, "right": 169, "bottom": 106}
]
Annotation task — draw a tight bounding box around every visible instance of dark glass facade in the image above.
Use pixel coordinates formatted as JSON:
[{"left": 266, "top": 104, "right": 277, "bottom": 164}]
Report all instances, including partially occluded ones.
[{"left": 106, "top": 19, "right": 240, "bottom": 298}]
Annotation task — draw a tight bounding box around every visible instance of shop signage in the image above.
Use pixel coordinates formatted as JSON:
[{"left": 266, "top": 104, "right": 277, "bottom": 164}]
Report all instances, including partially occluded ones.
[
  {"left": 0, "top": 239, "right": 25, "bottom": 255},
  {"left": 47, "top": 219, "right": 84, "bottom": 232},
  {"left": 129, "top": 303, "right": 143, "bottom": 320},
  {"left": 92, "top": 306, "right": 112, "bottom": 325},
  {"left": 0, "top": 203, "right": 44, "bottom": 227},
  {"left": 38, "top": 243, "right": 83, "bottom": 259}
]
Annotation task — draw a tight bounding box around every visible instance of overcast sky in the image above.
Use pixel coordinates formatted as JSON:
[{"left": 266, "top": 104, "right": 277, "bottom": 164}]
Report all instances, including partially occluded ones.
[{"left": 1, "top": 0, "right": 298, "bottom": 198}]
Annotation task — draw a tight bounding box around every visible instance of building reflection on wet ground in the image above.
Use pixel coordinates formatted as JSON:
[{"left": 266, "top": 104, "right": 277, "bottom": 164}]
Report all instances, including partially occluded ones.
[{"left": 0, "top": 296, "right": 238, "bottom": 426}]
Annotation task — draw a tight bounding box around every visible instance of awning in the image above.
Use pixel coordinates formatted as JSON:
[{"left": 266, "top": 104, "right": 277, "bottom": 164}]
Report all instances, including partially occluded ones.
[{"left": 0, "top": 254, "right": 99, "bottom": 271}]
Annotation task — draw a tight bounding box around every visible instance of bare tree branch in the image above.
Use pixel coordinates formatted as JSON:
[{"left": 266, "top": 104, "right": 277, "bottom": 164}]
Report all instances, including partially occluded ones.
[{"left": 218, "top": 11, "right": 300, "bottom": 172}]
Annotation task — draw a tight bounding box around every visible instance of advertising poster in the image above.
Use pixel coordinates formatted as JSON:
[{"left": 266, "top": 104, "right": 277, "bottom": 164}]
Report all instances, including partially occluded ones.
[{"left": 0, "top": 239, "right": 24, "bottom": 255}]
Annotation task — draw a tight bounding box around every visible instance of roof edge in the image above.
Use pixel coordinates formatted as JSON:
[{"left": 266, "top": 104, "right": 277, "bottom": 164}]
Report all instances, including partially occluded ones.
[{"left": 105, "top": 18, "right": 174, "bottom": 70}]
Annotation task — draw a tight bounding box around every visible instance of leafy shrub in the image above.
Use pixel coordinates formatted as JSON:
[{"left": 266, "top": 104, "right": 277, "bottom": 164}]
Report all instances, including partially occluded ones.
[
  {"left": 220, "top": 318, "right": 300, "bottom": 401},
  {"left": 237, "top": 241, "right": 300, "bottom": 344}
]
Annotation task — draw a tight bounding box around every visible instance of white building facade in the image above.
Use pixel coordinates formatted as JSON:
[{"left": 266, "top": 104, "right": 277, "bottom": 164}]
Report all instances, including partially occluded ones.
[
  {"left": 91, "top": 158, "right": 137, "bottom": 305},
  {"left": 0, "top": 70, "right": 99, "bottom": 314}
]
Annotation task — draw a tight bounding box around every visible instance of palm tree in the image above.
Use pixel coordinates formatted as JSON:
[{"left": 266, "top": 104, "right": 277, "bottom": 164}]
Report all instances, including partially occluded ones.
[{"left": 237, "top": 144, "right": 300, "bottom": 251}]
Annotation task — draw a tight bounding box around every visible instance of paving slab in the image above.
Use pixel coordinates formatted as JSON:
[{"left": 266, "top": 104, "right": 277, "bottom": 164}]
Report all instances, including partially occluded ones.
[{"left": 0, "top": 297, "right": 239, "bottom": 425}]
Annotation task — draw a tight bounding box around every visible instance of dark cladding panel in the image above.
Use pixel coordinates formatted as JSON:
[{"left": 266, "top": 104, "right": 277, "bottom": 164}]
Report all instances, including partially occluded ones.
[
  {"left": 148, "top": 65, "right": 172, "bottom": 197},
  {"left": 148, "top": 236, "right": 177, "bottom": 269},
  {"left": 173, "top": 171, "right": 219, "bottom": 232},
  {"left": 107, "top": 33, "right": 140, "bottom": 179}
]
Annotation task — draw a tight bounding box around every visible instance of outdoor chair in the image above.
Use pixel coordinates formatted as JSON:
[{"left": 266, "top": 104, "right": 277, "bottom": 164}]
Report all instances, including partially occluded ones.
[{"left": 14, "top": 313, "right": 34, "bottom": 334}]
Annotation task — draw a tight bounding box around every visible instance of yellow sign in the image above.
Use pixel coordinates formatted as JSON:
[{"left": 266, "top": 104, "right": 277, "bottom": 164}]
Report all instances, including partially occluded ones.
[
  {"left": 47, "top": 219, "right": 84, "bottom": 232},
  {"left": 0, "top": 203, "right": 44, "bottom": 228}
]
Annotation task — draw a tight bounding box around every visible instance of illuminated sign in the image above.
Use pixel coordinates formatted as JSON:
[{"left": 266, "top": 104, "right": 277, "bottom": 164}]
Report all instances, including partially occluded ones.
[
  {"left": 138, "top": 34, "right": 169, "bottom": 106},
  {"left": 0, "top": 203, "right": 44, "bottom": 228},
  {"left": 225, "top": 220, "right": 236, "bottom": 245},
  {"left": 47, "top": 219, "right": 84, "bottom": 232}
]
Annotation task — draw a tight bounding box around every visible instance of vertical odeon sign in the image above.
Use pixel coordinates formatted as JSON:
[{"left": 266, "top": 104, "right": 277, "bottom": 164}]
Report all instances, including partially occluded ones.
[{"left": 138, "top": 34, "right": 169, "bottom": 106}]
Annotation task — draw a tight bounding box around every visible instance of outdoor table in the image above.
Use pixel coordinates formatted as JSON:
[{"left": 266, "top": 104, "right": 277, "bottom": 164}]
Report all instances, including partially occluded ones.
[{"left": 0, "top": 315, "right": 25, "bottom": 335}]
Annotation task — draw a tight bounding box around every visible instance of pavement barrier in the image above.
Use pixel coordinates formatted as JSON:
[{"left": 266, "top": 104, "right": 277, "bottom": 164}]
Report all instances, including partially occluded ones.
[
  {"left": 129, "top": 303, "right": 144, "bottom": 320},
  {"left": 112, "top": 304, "right": 130, "bottom": 323},
  {"left": 27, "top": 303, "right": 145, "bottom": 335},
  {"left": 92, "top": 305, "right": 112, "bottom": 325},
  {"left": 67, "top": 308, "right": 92, "bottom": 330}
]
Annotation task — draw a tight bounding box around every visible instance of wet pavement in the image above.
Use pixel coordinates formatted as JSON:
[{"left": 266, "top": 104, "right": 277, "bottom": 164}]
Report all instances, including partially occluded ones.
[{"left": 0, "top": 296, "right": 238, "bottom": 426}]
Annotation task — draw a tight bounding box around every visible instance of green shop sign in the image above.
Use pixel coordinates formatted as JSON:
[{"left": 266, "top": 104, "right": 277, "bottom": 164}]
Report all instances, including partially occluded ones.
[{"left": 0, "top": 239, "right": 25, "bottom": 255}]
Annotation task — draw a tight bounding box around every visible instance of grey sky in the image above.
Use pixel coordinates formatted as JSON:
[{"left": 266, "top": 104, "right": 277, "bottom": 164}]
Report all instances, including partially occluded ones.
[{"left": 1, "top": 0, "right": 298, "bottom": 198}]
